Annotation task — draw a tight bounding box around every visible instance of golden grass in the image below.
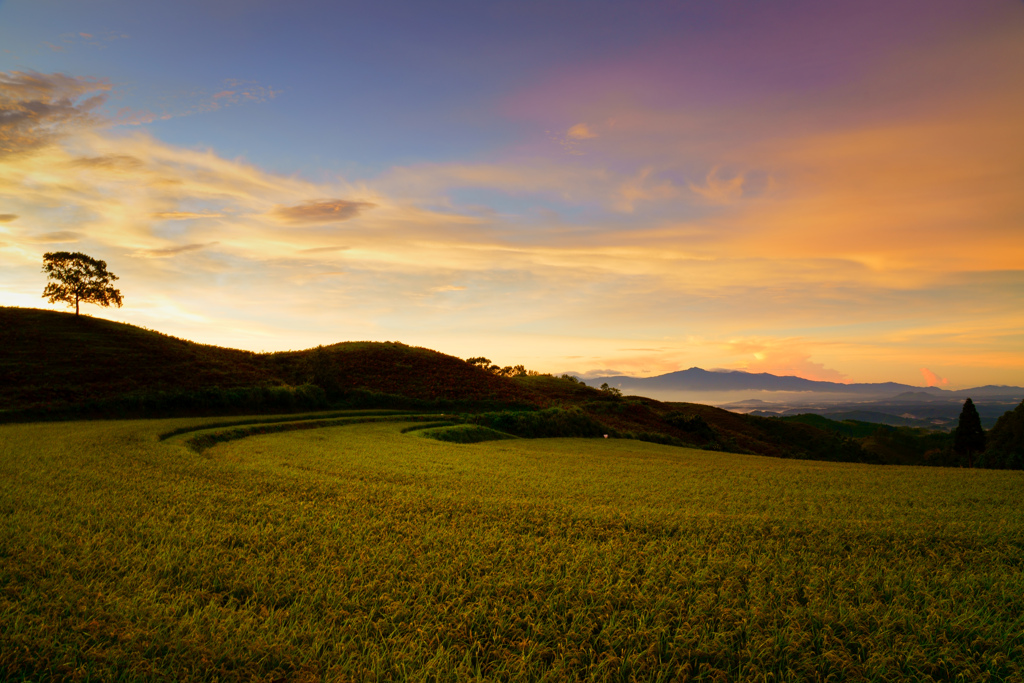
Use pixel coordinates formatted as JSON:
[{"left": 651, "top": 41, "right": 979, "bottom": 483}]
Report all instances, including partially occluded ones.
[{"left": 1, "top": 416, "right": 1021, "bottom": 681}]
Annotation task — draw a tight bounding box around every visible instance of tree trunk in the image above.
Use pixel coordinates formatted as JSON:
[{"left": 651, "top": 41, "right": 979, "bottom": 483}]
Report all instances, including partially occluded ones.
[{"left": 75, "top": 296, "right": 79, "bottom": 316}]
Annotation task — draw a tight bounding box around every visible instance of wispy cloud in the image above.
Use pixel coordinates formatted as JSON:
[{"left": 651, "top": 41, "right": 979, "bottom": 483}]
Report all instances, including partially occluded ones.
[
  {"left": 50, "top": 30, "right": 130, "bottom": 52},
  {"left": 111, "top": 78, "right": 280, "bottom": 127},
  {"left": 299, "top": 245, "right": 350, "bottom": 254},
  {"left": 152, "top": 211, "right": 224, "bottom": 220},
  {"left": 270, "top": 199, "right": 376, "bottom": 225},
  {"left": 567, "top": 123, "right": 597, "bottom": 140},
  {"left": 613, "top": 168, "right": 677, "bottom": 212},
  {"left": 688, "top": 166, "right": 744, "bottom": 204},
  {"left": 70, "top": 154, "right": 144, "bottom": 170},
  {"left": 133, "top": 242, "right": 215, "bottom": 258},
  {"left": 0, "top": 70, "right": 110, "bottom": 158},
  {"left": 26, "top": 231, "right": 81, "bottom": 243}
]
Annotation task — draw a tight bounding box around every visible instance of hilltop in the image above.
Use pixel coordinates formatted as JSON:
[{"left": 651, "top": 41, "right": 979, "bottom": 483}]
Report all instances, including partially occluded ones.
[{"left": 0, "top": 307, "right": 544, "bottom": 413}]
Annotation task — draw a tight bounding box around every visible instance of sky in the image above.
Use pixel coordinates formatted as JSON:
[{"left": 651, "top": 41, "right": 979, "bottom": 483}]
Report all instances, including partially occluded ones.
[{"left": 1, "top": 0, "right": 1022, "bottom": 388}]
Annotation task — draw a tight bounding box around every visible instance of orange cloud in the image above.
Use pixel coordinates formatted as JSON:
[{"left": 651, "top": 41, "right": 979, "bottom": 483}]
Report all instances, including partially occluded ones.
[
  {"left": 132, "top": 243, "right": 215, "bottom": 258},
  {"left": 725, "top": 339, "right": 848, "bottom": 382},
  {"left": 70, "top": 154, "right": 144, "bottom": 171},
  {"left": 152, "top": 211, "right": 224, "bottom": 220},
  {"left": 567, "top": 123, "right": 597, "bottom": 139},
  {"left": 613, "top": 168, "right": 678, "bottom": 212},
  {"left": 920, "top": 367, "right": 949, "bottom": 387}
]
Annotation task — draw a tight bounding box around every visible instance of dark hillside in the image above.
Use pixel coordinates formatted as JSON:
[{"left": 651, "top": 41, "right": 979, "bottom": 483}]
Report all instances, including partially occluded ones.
[
  {"left": 670, "top": 402, "right": 877, "bottom": 463},
  {"left": 0, "top": 307, "right": 271, "bottom": 411},
  {"left": 0, "top": 307, "right": 544, "bottom": 414},
  {"left": 774, "top": 413, "right": 880, "bottom": 438}
]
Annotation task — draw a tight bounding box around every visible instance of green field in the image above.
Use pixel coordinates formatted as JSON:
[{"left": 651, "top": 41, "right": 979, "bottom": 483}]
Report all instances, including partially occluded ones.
[{"left": 2, "top": 415, "right": 1022, "bottom": 681}]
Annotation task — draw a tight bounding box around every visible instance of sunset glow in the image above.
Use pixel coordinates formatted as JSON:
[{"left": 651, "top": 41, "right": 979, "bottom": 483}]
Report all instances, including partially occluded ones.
[{"left": 1, "top": 0, "right": 1022, "bottom": 387}]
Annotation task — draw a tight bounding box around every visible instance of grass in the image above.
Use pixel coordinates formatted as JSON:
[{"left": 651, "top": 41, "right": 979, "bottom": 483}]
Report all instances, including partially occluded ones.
[{"left": 2, "top": 414, "right": 1022, "bottom": 681}]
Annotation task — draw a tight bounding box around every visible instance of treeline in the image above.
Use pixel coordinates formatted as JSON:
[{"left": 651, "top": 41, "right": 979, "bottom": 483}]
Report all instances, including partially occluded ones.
[
  {"left": 981, "top": 399, "right": 1024, "bottom": 468},
  {"left": 0, "top": 384, "right": 537, "bottom": 423},
  {"left": 782, "top": 398, "right": 1024, "bottom": 470}
]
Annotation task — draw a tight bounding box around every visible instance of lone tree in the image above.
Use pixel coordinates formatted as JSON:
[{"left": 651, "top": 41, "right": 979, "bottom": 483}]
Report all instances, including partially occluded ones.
[
  {"left": 953, "top": 398, "right": 986, "bottom": 468},
  {"left": 42, "top": 251, "right": 123, "bottom": 316}
]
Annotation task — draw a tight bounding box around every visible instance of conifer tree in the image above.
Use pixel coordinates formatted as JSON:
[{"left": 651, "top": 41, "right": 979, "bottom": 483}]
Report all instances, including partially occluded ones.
[{"left": 953, "top": 398, "right": 985, "bottom": 467}]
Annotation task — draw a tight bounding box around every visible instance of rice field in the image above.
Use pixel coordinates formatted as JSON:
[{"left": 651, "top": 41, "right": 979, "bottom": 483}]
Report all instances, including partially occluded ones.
[{"left": 1, "top": 415, "right": 1022, "bottom": 681}]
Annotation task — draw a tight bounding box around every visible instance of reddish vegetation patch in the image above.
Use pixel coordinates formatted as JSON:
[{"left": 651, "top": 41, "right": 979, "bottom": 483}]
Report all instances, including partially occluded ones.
[{"left": 271, "top": 342, "right": 547, "bottom": 406}]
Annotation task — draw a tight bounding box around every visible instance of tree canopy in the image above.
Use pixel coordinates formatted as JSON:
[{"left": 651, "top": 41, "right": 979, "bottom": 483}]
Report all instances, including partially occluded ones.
[
  {"left": 42, "top": 251, "right": 124, "bottom": 316},
  {"left": 984, "top": 399, "right": 1024, "bottom": 469}
]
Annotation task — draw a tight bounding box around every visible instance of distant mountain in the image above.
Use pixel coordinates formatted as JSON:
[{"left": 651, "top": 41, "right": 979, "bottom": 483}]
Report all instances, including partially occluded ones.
[
  {"left": 587, "top": 367, "right": 919, "bottom": 394},
  {"left": 585, "top": 367, "right": 1024, "bottom": 400}
]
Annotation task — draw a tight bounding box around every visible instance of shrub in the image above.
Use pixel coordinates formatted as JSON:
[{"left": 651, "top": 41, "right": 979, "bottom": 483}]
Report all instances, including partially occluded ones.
[
  {"left": 419, "top": 424, "right": 517, "bottom": 444},
  {"left": 664, "top": 411, "right": 718, "bottom": 442},
  {"left": 468, "top": 406, "right": 607, "bottom": 439}
]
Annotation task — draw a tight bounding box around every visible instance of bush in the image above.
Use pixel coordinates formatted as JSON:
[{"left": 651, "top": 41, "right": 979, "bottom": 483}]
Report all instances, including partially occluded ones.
[
  {"left": 419, "top": 424, "right": 518, "bottom": 444},
  {"left": 664, "top": 411, "right": 718, "bottom": 442},
  {"left": 468, "top": 406, "right": 608, "bottom": 439}
]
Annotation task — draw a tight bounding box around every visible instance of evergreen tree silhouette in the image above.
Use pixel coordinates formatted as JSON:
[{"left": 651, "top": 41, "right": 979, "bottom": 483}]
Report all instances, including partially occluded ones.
[{"left": 953, "top": 398, "right": 985, "bottom": 467}]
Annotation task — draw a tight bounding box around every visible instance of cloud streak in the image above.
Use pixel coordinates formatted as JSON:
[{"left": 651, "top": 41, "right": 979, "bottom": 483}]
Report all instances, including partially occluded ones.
[
  {"left": 270, "top": 199, "right": 376, "bottom": 225},
  {"left": 133, "top": 242, "right": 215, "bottom": 258}
]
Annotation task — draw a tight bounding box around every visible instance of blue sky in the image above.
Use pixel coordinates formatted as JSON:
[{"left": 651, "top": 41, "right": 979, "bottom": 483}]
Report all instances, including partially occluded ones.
[{"left": 1, "top": 0, "right": 1022, "bottom": 387}]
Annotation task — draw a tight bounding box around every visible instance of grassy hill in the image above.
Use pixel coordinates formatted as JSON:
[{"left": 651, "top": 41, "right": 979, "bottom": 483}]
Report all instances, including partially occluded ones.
[
  {"left": 0, "top": 307, "right": 270, "bottom": 409},
  {"left": 0, "top": 306, "right": 908, "bottom": 465},
  {"left": 0, "top": 307, "right": 544, "bottom": 414}
]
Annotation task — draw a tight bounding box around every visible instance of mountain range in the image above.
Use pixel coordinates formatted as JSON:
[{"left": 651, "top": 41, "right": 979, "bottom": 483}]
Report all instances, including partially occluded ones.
[
  {"left": 584, "top": 367, "right": 1022, "bottom": 399},
  {"left": 582, "top": 368, "right": 1024, "bottom": 429}
]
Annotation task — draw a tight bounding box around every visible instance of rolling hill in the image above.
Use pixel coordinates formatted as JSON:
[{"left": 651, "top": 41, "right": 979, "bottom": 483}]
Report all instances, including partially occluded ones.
[
  {"left": 0, "top": 307, "right": 544, "bottom": 413},
  {"left": 8, "top": 305, "right": 1020, "bottom": 468}
]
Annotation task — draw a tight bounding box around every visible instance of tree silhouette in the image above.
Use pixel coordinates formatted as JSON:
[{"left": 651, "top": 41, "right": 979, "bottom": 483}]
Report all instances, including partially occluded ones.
[
  {"left": 42, "top": 251, "right": 123, "bottom": 316},
  {"left": 600, "top": 382, "right": 623, "bottom": 397},
  {"left": 953, "top": 398, "right": 986, "bottom": 468},
  {"left": 985, "top": 399, "right": 1024, "bottom": 469}
]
